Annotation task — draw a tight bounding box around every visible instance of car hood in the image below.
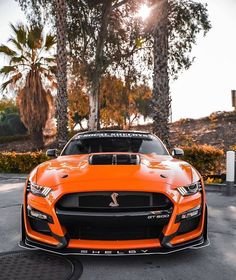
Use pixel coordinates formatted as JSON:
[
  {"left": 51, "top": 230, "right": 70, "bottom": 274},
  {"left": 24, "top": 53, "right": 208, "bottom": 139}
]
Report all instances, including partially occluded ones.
[{"left": 29, "top": 153, "right": 200, "bottom": 192}]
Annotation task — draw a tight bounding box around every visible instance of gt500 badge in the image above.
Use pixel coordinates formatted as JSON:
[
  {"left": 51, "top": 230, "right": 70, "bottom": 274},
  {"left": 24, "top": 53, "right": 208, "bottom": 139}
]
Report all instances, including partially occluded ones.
[{"left": 147, "top": 214, "right": 170, "bottom": 219}]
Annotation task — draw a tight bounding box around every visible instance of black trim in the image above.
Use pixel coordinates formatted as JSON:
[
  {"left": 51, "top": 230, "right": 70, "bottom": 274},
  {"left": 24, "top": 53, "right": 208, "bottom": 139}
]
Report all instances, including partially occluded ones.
[
  {"left": 20, "top": 205, "right": 26, "bottom": 243},
  {"left": 56, "top": 208, "right": 171, "bottom": 222}
]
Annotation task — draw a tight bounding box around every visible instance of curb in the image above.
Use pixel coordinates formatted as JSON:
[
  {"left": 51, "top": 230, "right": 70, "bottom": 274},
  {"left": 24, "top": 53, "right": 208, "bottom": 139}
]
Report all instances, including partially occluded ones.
[
  {"left": 205, "top": 183, "right": 236, "bottom": 193},
  {"left": 0, "top": 174, "right": 28, "bottom": 180}
]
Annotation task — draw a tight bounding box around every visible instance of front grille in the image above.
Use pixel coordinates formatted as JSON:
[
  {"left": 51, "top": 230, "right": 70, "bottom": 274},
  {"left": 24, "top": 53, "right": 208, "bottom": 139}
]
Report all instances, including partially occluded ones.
[
  {"left": 56, "top": 192, "right": 173, "bottom": 241},
  {"left": 56, "top": 192, "right": 173, "bottom": 212},
  {"left": 66, "top": 224, "right": 164, "bottom": 240},
  {"left": 177, "top": 216, "right": 201, "bottom": 235}
]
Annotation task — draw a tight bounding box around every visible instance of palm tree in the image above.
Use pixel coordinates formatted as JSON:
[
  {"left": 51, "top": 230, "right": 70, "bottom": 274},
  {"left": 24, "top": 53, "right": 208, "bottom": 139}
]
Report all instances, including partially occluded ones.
[
  {"left": 0, "top": 23, "right": 56, "bottom": 148},
  {"left": 152, "top": 0, "right": 171, "bottom": 148},
  {"left": 55, "top": 0, "right": 68, "bottom": 148}
]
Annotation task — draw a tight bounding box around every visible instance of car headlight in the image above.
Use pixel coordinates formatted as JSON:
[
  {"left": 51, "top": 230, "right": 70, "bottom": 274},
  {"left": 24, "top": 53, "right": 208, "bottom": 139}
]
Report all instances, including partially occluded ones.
[
  {"left": 27, "top": 181, "right": 52, "bottom": 197},
  {"left": 177, "top": 181, "right": 202, "bottom": 196}
]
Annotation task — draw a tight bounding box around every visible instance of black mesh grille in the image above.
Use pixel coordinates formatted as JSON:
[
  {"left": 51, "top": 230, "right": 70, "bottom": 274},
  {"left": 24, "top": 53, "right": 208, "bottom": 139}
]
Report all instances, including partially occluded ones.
[
  {"left": 28, "top": 217, "right": 51, "bottom": 236},
  {"left": 66, "top": 224, "right": 164, "bottom": 240},
  {"left": 56, "top": 192, "right": 173, "bottom": 212},
  {"left": 177, "top": 216, "right": 201, "bottom": 235}
]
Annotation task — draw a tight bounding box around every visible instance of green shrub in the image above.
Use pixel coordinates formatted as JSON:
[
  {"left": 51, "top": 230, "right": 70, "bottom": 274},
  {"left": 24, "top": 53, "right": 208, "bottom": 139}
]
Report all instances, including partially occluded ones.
[
  {"left": 0, "top": 109, "right": 27, "bottom": 137},
  {"left": 0, "top": 134, "right": 30, "bottom": 144},
  {"left": 0, "top": 152, "right": 49, "bottom": 173},
  {"left": 0, "top": 124, "right": 13, "bottom": 137},
  {"left": 181, "top": 144, "right": 224, "bottom": 178},
  {"left": 4, "top": 114, "right": 27, "bottom": 135}
]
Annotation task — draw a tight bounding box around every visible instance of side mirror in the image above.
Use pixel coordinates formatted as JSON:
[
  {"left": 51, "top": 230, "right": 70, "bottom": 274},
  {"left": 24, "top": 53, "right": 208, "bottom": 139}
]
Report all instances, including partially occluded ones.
[
  {"left": 46, "top": 149, "right": 58, "bottom": 158},
  {"left": 172, "top": 148, "right": 184, "bottom": 157}
]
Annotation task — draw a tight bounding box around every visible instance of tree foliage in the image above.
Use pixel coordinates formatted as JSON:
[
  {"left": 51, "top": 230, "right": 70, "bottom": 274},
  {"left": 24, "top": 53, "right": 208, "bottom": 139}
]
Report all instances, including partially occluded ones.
[
  {"left": 167, "top": 0, "right": 211, "bottom": 78},
  {"left": 17, "top": 0, "right": 211, "bottom": 79},
  {"left": 16, "top": 0, "right": 211, "bottom": 136},
  {"left": 68, "top": 74, "right": 152, "bottom": 130}
]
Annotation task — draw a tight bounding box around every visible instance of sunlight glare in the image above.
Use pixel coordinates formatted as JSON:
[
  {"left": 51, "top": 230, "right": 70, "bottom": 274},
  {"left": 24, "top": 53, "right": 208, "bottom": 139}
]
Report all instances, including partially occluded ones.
[{"left": 138, "top": 4, "right": 151, "bottom": 21}]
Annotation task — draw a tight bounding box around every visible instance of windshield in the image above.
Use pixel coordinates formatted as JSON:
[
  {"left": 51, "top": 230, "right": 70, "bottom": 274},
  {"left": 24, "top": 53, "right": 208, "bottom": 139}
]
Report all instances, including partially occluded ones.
[{"left": 62, "top": 133, "right": 168, "bottom": 156}]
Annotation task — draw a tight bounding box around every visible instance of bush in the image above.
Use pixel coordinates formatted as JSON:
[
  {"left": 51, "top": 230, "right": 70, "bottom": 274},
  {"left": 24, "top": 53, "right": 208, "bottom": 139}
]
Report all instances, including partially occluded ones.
[
  {"left": 0, "top": 134, "right": 30, "bottom": 144},
  {"left": 181, "top": 144, "right": 224, "bottom": 178},
  {"left": 0, "top": 124, "right": 13, "bottom": 137},
  {"left": 231, "top": 145, "right": 236, "bottom": 152},
  {"left": 4, "top": 114, "right": 27, "bottom": 135},
  {"left": 0, "top": 110, "right": 27, "bottom": 137},
  {"left": 0, "top": 152, "right": 49, "bottom": 173}
]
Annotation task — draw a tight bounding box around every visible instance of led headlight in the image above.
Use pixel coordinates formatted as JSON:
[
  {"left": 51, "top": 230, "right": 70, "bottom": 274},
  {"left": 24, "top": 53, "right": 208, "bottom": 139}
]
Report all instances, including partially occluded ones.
[
  {"left": 27, "top": 181, "right": 52, "bottom": 197},
  {"left": 177, "top": 181, "right": 202, "bottom": 196}
]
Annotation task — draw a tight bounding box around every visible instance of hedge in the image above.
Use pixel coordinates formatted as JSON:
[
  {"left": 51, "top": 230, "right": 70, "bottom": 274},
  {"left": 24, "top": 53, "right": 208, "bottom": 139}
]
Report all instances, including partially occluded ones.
[
  {"left": 0, "top": 144, "right": 225, "bottom": 175},
  {"left": 0, "top": 134, "right": 30, "bottom": 144},
  {"left": 0, "top": 152, "right": 49, "bottom": 173},
  {"left": 181, "top": 144, "right": 224, "bottom": 178}
]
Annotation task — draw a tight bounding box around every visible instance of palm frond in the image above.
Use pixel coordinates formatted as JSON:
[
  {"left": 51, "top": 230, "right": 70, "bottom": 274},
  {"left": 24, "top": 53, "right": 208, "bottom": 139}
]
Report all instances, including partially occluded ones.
[
  {"left": 27, "top": 25, "right": 44, "bottom": 50},
  {"left": 10, "top": 56, "right": 27, "bottom": 65},
  {"left": 0, "top": 66, "right": 17, "bottom": 76},
  {"left": 8, "top": 37, "right": 23, "bottom": 52},
  {"left": 42, "top": 57, "right": 56, "bottom": 63},
  {"left": 0, "top": 45, "right": 17, "bottom": 57},
  {"left": 44, "top": 34, "right": 56, "bottom": 51},
  {"left": 10, "top": 23, "right": 27, "bottom": 46},
  {"left": 48, "top": 65, "right": 57, "bottom": 75},
  {"left": 1, "top": 73, "right": 22, "bottom": 91}
]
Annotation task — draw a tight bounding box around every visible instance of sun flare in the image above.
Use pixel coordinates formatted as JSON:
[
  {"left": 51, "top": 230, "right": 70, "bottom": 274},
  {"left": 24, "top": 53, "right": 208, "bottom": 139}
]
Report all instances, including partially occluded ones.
[{"left": 138, "top": 4, "right": 151, "bottom": 21}]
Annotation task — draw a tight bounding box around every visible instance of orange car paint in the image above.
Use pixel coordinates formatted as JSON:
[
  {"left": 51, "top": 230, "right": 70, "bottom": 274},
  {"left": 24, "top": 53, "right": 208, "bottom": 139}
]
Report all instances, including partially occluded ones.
[{"left": 23, "top": 152, "right": 206, "bottom": 251}]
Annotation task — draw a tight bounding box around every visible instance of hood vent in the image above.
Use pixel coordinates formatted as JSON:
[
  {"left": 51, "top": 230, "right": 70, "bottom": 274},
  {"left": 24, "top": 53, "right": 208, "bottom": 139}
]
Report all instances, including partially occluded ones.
[{"left": 89, "top": 154, "right": 140, "bottom": 165}]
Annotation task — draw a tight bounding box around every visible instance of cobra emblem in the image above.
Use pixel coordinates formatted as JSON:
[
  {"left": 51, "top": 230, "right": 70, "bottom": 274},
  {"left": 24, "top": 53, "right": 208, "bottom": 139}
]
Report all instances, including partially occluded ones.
[{"left": 109, "top": 193, "right": 119, "bottom": 207}]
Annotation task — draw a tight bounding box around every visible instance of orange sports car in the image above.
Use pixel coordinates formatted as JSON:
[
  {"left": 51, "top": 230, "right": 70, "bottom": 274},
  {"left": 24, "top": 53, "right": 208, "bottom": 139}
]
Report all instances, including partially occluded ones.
[{"left": 20, "top": 131, "right": 209, "bottom": 255}]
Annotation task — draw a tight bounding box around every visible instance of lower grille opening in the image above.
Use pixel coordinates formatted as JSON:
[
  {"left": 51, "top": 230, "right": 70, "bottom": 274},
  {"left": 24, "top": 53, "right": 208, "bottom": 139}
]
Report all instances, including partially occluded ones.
[
  {"left": 28, "top": 217, "right": 51, "bottom": 236},
  {"left": 177, "top": 216, "right": 201, "bottom": 235},
  {"left": 66, "top": 224, "right": 164, "bottom": 240}
]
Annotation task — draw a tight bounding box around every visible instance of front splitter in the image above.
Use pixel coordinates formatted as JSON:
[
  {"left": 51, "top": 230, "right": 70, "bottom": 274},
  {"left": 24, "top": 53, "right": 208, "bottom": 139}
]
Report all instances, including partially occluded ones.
[{"left": 19, "top": 235, "right": 210, "bottom": 256}]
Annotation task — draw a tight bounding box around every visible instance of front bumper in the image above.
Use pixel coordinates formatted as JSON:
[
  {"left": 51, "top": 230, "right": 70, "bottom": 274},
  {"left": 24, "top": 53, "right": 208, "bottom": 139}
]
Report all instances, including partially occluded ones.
[{"left": 20, "top": 188, "right": 209, "bottom": 255}]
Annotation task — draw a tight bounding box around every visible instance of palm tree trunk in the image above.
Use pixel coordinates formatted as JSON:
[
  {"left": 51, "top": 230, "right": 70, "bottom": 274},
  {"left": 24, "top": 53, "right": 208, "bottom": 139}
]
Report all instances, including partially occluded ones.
[
  {"left": 55, "top": 0, "right": 68, "bottom": 148},
  {"left": 152, "top": 0, "right": 171, "bottom": 148}
]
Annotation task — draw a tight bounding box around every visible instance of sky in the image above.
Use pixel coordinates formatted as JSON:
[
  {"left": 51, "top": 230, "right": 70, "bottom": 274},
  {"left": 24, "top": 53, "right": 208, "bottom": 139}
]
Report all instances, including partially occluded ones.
[{"left": 0, "top": 0, "right": 236, "bottom": 121}]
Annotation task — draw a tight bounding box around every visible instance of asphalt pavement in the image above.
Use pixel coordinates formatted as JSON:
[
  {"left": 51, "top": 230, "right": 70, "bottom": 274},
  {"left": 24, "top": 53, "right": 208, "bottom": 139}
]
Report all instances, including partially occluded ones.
[{"left": 0, "top": 176, "right": 236, "bottom": 280}]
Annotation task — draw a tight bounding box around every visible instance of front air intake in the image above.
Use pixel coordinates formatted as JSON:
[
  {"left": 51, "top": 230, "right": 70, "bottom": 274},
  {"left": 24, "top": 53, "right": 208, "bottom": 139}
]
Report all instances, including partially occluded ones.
[{"left": 89, "top": 154, "right": 140, "bottom": 165}]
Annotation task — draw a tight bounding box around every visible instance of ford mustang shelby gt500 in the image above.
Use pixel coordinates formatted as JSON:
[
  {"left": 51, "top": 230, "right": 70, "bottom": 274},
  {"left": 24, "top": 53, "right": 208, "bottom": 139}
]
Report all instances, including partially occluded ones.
[{"left": 20, "top": 131, "right": 209, "bottom": 255}]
